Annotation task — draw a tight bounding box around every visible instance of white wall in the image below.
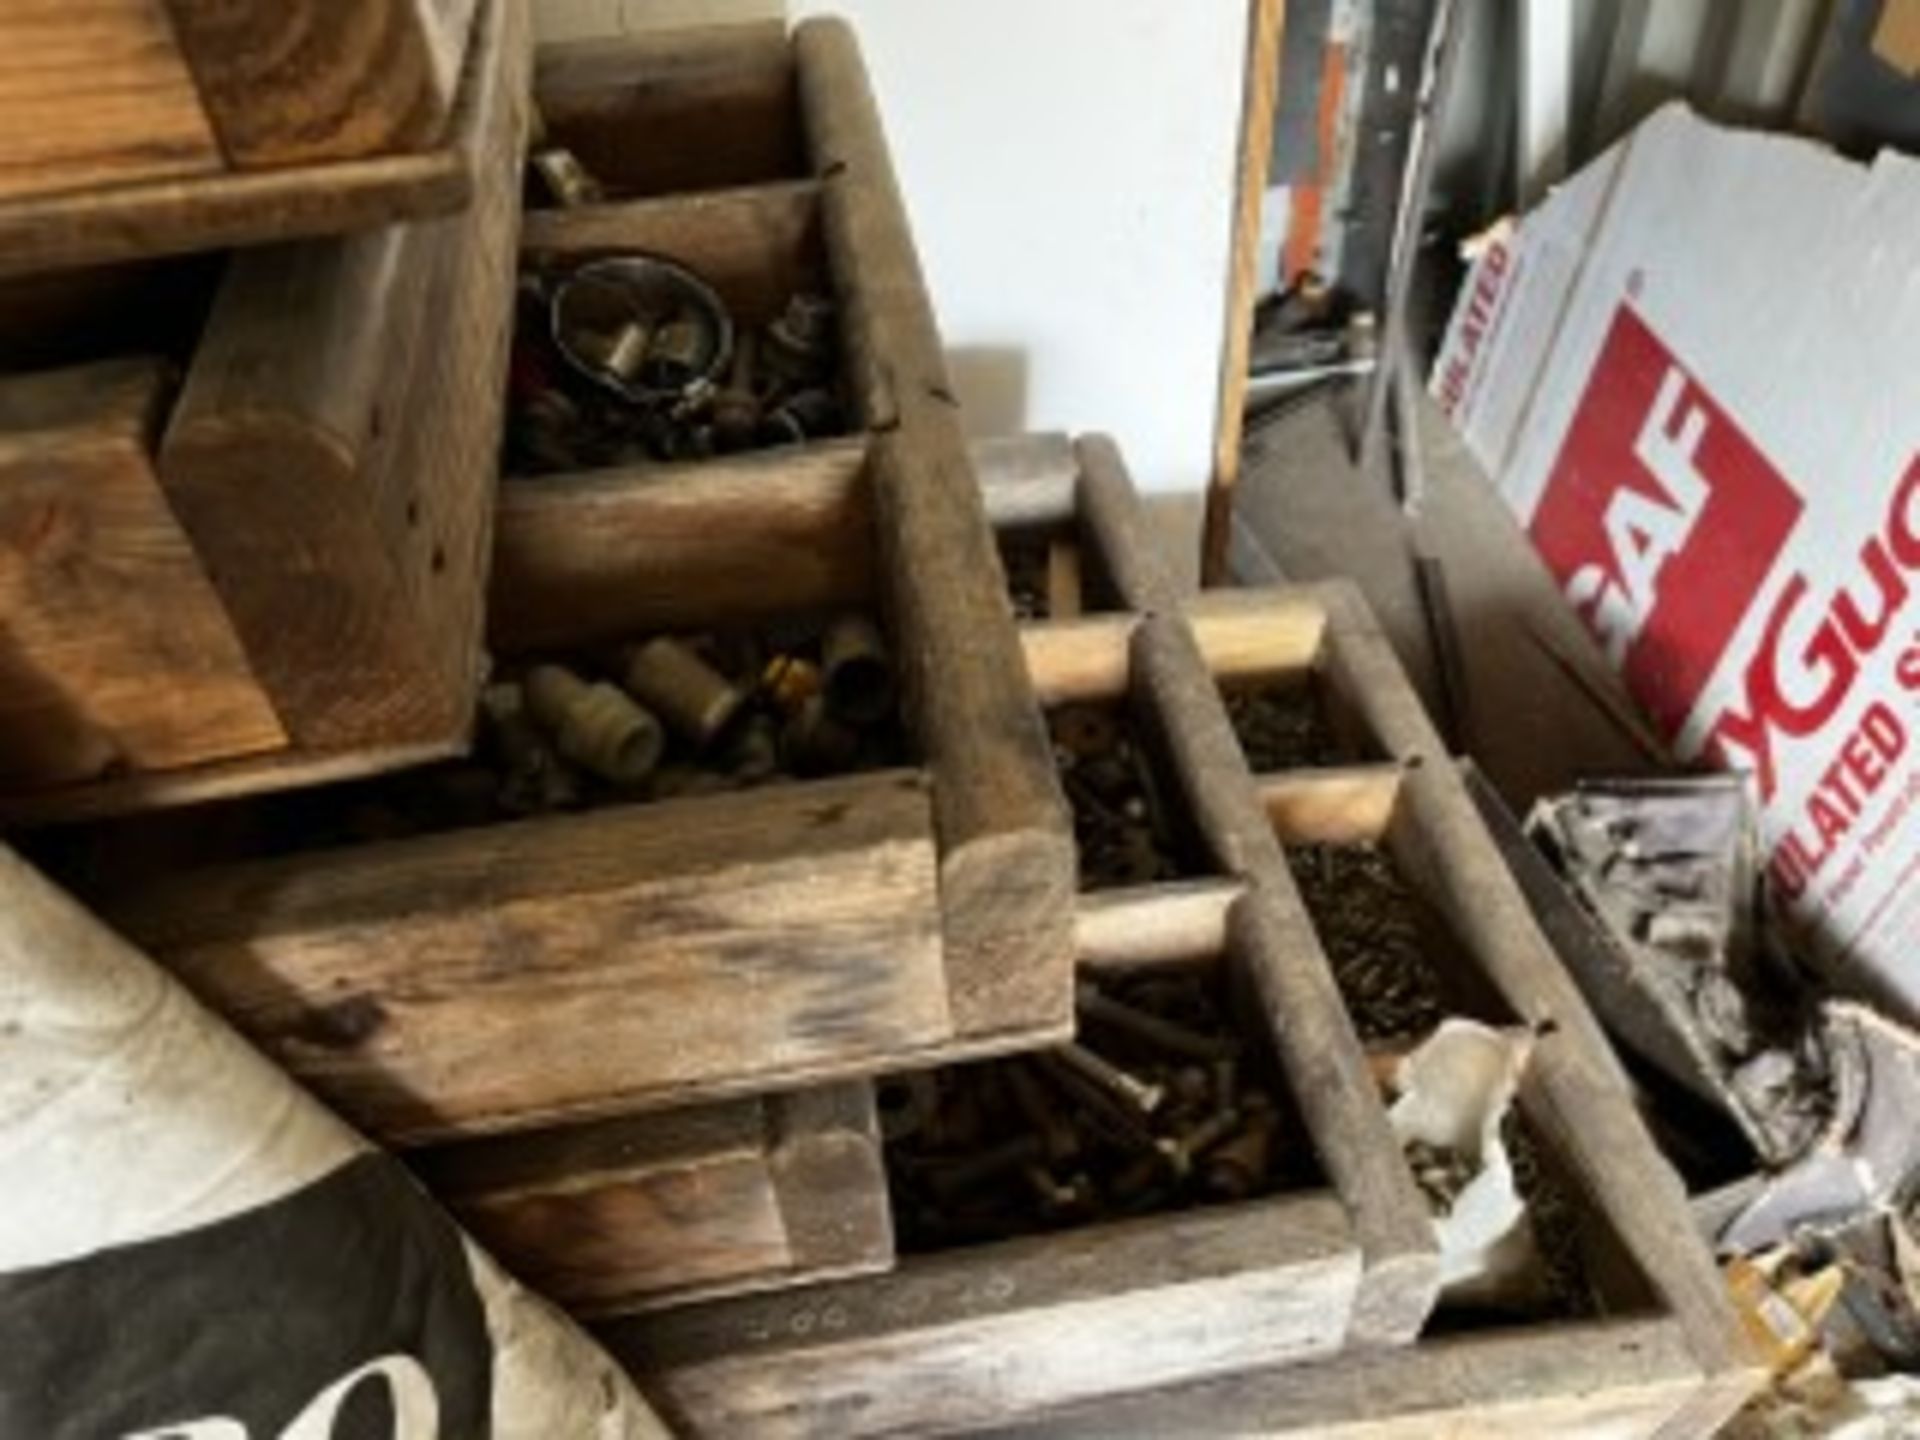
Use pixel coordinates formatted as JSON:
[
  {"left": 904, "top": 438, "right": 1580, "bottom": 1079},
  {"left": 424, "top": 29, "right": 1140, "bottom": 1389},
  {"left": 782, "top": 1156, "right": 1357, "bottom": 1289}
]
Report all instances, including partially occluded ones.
[{"left": 534, "top": 1, "right": 1251, "bottom": 496}]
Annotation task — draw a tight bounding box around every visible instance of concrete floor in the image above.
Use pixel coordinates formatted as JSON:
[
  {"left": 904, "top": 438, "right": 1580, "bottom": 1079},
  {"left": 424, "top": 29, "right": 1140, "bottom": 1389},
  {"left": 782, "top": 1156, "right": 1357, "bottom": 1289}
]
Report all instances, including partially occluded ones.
[{"left": 1226, "top": 384, "right": 1669, "bottom": 811}]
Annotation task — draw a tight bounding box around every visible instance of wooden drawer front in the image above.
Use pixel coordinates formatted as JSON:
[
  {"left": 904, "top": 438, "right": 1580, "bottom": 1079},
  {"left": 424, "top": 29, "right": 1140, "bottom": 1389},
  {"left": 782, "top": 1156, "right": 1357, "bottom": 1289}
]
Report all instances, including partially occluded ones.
[
  {"left": 417, "top": 1085, "right": 892, "bottom": 1316},
  {"left": 111, "top": 771, "right": 947, "bottom": 1144}
]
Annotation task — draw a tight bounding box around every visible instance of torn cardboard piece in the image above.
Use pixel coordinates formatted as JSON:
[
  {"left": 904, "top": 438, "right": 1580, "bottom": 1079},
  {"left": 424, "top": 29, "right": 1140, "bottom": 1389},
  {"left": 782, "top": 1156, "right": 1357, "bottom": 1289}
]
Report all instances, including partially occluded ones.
[
  {"left": 1434, "top": 105, "right": 1920, "bottom": 1021},
  {"left": 1529, "top": 777, "right": 1831, "bottom": 1164}
]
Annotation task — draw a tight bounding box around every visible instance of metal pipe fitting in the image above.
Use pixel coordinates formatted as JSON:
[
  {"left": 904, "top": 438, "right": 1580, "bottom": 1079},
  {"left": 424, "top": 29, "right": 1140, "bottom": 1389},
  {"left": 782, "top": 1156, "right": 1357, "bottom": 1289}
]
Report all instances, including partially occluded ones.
[
  {"left": 620, "top": 637, "right": 745, "bottom": 748},
  {"left": 524, "top": 664, "right": 664, "bottom": 787},
  {"left": 821, "top": 614, "right": 895, "bottom": 727}
]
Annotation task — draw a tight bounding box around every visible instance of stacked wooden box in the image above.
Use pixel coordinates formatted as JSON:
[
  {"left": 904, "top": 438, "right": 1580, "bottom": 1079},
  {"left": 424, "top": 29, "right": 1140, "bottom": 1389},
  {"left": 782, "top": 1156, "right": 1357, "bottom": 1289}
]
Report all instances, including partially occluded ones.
[
  {"left": 7, "top": 15, "right": 1761, "bottom": 1436},
  {"left": 0, "top": 0, "right": 528, "bottom": 818}
]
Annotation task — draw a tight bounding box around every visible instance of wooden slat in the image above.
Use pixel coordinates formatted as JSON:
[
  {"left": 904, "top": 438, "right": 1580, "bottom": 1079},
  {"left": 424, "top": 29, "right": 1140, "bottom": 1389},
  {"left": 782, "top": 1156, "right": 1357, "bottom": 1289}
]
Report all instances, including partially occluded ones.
[
  {"left": 415, "top": 1084, "right": 891, "bottom": 1315},
  {"left": 1016, "top": 598, "right": 1325, "bottom": 708},
  {"left": 489, "top": 441, "right": 871, "bottom": 652},
  {"left": 797, "top": 18, "right": 1076, "bottom": 1045},
  {"left": 977, "top": 1317, "right": 1716, "bottom": 1439},
  {"left": 1073, "top": 878, "right": 1243, "bottom": 971},
  {"left": 163, "top": 0, "right": 478, "bottom": 168},
  {"left": 1131, "top": 613, "right": 1439, "bottom": 1345},
  {"left": 113, "top": 770, "right": 950, "bottom": 1144},
  {"left": 0, "top": 360, "right": 285, "bottom": 787},
  {"left": 0, "top": 0, "right": 506, "bottom": 281},
  {"left": 0, "top": 0, "right": 221, "bottom": 203},
  {"left": 1204, "top": 0, "right": 1288, "bottom": 585},
  {"left": 609, "top": 1195, "right": 1360, "bottom": 1438},
  {"left": 1258, "top": 763, "right": 1405, "bottom": 846},
  {"left": 520, "top": 180, "right": 822, "bottom": 326},
  {"left": 976, "top": 432, "right": 1080, "bottom": 530},
  {"left": 536, "top": 22, "right": 803, "bottom": 199}
]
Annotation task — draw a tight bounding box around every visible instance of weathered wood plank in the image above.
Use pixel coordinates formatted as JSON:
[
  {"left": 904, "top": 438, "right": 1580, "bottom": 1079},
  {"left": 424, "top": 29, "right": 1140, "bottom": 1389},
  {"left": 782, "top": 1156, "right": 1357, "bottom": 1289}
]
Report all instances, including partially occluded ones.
[
  {"left": 609, "top": 1195, "right": 1359, "bottom": 1438},
  {"left": 1074, "top": 878, "right": 1244, "bottom": 972},
  {"left": 1075, "top": 432, "right": 1178, "bottom": 613},
  {"left": 0, "top": 0, "right": 506, "bottom": 281},
  {"left": 163, "top": 0, "right": 478, "bottom": 168},
  {"left": 520, "top": 180, "right": 821, "bottom": 326},
  {"left": 975, "top": 432, "right": 1079, "bottom": 529},
  {"left": 114, "top": 770, "right": 950, "bottom": 1144},
  {"left": 797, "top": 18, "right": 1076, "bottom": 1045},
  {"left": 979, "top": 1317, "right": 1718, "bottom": 1439},
  {"left": 536, "top": 23, "right": 802, "bottom": 198},
  {"left": 415, "top": 1084, "right": 890, "bottom": 1315},
  {"left": 0, "top": 360, "right": 285, "bottom": 788},
  {"left": 489, "top": 441, "right": 871, "bottom": 653},
  {"left": 0, "top": 0, "right": 221, "bottom": 203}
]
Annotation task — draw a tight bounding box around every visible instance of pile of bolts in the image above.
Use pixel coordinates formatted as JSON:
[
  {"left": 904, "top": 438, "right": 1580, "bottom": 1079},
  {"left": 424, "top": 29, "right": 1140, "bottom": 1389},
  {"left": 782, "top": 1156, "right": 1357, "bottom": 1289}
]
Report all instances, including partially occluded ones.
[
  {"left": 884, "top": 967, "right": 1308, "bottom": 1250},
  {"left": 510, "top": 142, "right": 846, "bottom": 474},
  {"left": 481, "top": 614, "right": 904, "bottom": 815},
  {"left": 1047, "top": 705, "right": 1188, "bottom": 890}
]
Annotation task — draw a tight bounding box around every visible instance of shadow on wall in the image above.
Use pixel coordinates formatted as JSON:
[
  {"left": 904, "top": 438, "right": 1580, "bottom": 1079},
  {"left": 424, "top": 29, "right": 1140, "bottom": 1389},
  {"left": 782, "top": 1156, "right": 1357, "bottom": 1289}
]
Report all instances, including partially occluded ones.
[{"left": 943, "top": 345, "right": 1028, "bottom": 437}]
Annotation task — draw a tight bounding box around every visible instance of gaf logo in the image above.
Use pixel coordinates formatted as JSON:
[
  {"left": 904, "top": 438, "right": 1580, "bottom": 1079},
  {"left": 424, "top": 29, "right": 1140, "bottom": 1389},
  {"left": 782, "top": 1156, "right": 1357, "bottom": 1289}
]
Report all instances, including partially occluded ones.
[{"left": 1528, "top": 304, "right": 1803, "bottom": 739}]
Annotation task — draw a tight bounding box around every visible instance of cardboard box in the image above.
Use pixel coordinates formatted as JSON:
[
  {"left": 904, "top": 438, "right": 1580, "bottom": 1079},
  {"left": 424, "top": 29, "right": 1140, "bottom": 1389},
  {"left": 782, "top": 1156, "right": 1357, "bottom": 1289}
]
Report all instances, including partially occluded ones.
[{"left": 1434, "top": 104, "right": 1920, "bottom": 1016}]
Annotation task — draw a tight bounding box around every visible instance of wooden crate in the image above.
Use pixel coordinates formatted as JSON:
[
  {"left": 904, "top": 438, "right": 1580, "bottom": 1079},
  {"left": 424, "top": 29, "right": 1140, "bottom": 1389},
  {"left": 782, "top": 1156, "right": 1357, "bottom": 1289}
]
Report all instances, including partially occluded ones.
[
  {"left": 0, "top": 0, "right": 529, "bottom": 820},
  {"left": 0, "top": 0, "right": 506, "bottom": 278},
  {"left": 591, "top": 437, "right": 1760, "bottom": 1438},
  {"left": 413, "top": 1083, "right": 892, "bottom": 1316}
]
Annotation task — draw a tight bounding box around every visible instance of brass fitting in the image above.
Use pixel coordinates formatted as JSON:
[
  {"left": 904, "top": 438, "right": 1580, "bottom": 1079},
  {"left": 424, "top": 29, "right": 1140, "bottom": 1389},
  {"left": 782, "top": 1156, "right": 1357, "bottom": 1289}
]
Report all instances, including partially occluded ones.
[
  {"left": 524, "top": 664, "right": 663, "bottom": 786},
  {"left": 821, "top": 614, "right": 895, "bottom": 727},
  {"left": 761, "top": 654, "right": 822, "bottom": 717},
  {"left": 529, "top": 147, "right": 605, "bottom": 208},
  {"left": 620, "top": 637, "right": 745, "bottom": 748}
]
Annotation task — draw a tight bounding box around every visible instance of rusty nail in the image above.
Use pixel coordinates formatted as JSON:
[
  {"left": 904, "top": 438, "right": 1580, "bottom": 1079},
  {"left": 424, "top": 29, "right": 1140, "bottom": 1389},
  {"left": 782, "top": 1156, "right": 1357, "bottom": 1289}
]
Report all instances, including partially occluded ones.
[
  {"left": 1052, "top": 1041, "right": 1164, "bottom": 1116},
  {"left": 1076, "top": 982, "right": 1242, "bottom": 1063}
]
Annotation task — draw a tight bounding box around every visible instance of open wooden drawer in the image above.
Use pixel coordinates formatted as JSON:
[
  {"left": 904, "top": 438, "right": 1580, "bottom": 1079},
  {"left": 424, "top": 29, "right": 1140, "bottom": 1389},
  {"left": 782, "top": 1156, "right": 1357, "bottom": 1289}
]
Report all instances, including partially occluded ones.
[
  {"left": 0, "top": 0, "right": 530, "bottom": 822},
  {"left": 69, "top": 434, "right": 1071, "bottom": 1147}
]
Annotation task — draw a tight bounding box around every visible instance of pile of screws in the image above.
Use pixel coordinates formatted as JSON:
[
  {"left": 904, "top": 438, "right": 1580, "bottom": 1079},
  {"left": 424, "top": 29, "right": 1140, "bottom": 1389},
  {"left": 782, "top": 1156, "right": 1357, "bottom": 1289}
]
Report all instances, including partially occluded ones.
[
  {"left": 1048, "top": 705, "right": 1189, "bottom": 890},
  {"left": 1287, "top": 843, "right": 1448, "bottom": 1042},
  {"left": 884, "top": 969, "right": 1314, "bottom": 1251},
  {"left": 507, "top": 265, "right": 846, "bottom": 476},
  {"left": 1501, "top": 1114, "right": 1601, "bottom": 1318},
  {"left": 1224, "top": 684, "right": 1346, "bottom": 770}
]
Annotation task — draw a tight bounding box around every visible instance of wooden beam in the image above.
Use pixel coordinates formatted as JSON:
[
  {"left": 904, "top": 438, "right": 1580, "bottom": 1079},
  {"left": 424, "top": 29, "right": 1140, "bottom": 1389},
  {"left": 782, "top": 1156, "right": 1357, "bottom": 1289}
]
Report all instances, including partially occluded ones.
[
  {"left": 797, "top": 18, "right": 1077, "bottom": 1045},
  {"left": 113, "top": 770, "right": 950, "bottom": 1144},
  {"left": 975, "top": 432, "right": 1079, "bottom": 529},
  {"left": 1203, "top": 0, "right": 1287, "bottom": 585}
]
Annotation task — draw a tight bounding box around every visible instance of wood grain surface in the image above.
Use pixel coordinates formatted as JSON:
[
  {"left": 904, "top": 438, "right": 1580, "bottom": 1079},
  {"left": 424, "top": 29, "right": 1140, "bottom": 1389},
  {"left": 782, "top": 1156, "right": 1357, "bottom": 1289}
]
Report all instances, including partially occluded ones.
[
  {"left": 115, "top": 770, "right": 949, "bottom": 1144},
  {"left": 609, "top": 1194, "right": 1358, "bottom": 1437},
  {"left": 0, "top": 0, "right": 220, "bottom": 203},
  {"left": 415, "top": 1084, "right": 891, "bottom": 1315},
  {"left": 163, "top": 0, "right": 478, "bottom": 167},
  {"left": 0, "top": 361, "right": 285, "bottom": 788}
]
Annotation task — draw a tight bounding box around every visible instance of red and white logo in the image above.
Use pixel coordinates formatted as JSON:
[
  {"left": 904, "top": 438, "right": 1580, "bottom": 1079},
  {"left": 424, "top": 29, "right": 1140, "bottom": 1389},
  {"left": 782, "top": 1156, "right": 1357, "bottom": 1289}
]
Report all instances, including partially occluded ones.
[{"left": 1529, "top": 304, "right": 1804, "bottom": 739}]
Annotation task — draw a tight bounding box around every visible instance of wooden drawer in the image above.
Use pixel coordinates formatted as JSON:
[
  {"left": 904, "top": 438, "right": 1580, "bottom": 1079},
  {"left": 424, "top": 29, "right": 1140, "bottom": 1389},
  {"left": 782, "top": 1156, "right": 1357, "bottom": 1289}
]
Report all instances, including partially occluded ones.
[
  {"left": 77, "top": 441, "right": 1070, "bottom": 1144},
  {"left": 0, "top": 0, "right": 529, "bottom": 820},
  {"left": 0, "top": 0, "right": 510, "bottom": 278},
  {"left": 414, "top": 1084, "right": 892, "bottom": 1316}
]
